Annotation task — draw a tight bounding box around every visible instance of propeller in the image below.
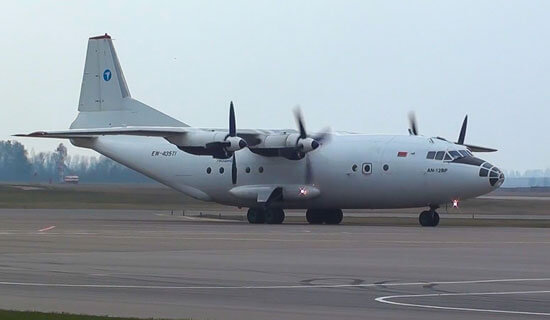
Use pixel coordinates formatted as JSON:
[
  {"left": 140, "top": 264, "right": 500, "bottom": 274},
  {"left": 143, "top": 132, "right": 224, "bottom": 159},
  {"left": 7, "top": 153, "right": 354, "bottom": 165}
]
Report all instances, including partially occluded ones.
[
  {"left": 203, "top": 102, "right": 246, "bottom": 183},
  {"left": 292, "top": 107, "right": 330, "bottom": 184},
  {"left": 408, "top": 111, "right": 419, "bottom": 136},
  {"left": 457, "top": 115, "right": 467, "bottom": 145},
  {"left": 455, "top": 114, "right": 497, "bottom": 152},
  {"left": 293, "top": 107, "right": 329, "bottom": 152},
  {"left": 227, "top": 101, "right": 244, "bottom": 184},
  {"left": 406, "top": 112, "right": 496, "bottom": 152}
]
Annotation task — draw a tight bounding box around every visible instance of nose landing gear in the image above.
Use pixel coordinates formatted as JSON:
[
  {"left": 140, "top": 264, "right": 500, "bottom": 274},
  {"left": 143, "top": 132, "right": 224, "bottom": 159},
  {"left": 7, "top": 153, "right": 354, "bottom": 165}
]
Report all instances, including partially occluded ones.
[{"left": 419, "top": 209, "right": 440, "bottom": 227}]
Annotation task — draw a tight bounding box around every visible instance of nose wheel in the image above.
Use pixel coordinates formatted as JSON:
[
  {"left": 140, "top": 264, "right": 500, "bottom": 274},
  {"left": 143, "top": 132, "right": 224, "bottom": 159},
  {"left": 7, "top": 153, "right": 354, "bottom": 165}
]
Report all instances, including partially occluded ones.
[{"left": 419, "top": 210, "right": 439, "bottom": 227}]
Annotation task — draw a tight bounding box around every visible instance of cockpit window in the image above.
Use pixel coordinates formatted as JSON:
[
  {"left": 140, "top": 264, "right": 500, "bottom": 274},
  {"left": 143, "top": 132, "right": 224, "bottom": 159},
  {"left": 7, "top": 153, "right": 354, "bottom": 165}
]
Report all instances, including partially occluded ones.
[
  {"left": 444, "top": 153, "right": 453, "bottom": 161},
  {"left": 458, "top": 150, "right": 470, "bottom": 157},
  {"left": 426, "top": 151, "right": 436, "bottom": 159},
  {"left": 449, "top": 150, "right": 461, "bottom": 159},
  {"left": 435, "top": 151, "right": 445, "bottom": 160},
  {"left": 482, "top": 162, "right": 492, "bottom": 169}
]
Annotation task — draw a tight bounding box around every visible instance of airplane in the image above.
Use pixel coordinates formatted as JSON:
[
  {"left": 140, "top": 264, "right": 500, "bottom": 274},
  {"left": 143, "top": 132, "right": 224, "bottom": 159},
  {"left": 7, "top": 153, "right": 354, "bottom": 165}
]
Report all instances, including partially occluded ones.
[{"left": 16, "top": 34, "right": 504, "bottom": 227}]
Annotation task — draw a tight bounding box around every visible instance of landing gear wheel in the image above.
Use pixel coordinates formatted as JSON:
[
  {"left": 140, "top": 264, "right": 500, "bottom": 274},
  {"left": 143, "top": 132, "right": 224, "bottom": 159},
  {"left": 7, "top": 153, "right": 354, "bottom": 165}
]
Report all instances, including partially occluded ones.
[
  {"left": 419, "top": 210, "right": 439, "bottom": 227},
  {"left": 306, "top": 209, "right": 324, "bottom": 224},
  {"left": 247, "top": 208, "right": 266, "bottom": 224},
  {"left": 324, "top": 209, "right": 343, "bottom": 225},
  {"left": 432, "top": 211, "right": 440, "bottom": 227},
  {"left": 265, "top": 208, "right": 285, "bottom": 224}
]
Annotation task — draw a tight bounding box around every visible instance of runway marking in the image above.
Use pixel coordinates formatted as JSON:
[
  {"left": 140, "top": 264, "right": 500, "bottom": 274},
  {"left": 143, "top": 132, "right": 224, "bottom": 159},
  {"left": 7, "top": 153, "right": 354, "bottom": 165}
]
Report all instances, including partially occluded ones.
[
  {"left": 376, "top": 290, "right": 550, "bottom": 316},
  {"left": 37, "top": 226, "right": 56, "bottom": 232},
  {"left": 0, "top": 278, "right": 548, "bottom": 291}
]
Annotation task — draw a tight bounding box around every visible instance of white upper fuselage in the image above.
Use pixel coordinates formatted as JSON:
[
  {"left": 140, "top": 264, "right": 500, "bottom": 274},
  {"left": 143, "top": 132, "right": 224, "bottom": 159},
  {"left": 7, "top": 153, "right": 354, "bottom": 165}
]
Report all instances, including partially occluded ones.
[{"left": 75, "top": 132, "right": 503, "bottom": 209}]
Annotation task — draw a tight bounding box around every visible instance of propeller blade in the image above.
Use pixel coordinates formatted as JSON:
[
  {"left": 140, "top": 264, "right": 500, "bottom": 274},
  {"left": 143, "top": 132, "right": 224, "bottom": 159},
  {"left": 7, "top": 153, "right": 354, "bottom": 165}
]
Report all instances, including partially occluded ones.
[
  {"left": 313, "top": 127, "right": 331, "bottom": 144},
  {"left": 305, "top": 155, "right": 312, "bottom": 185},
  {"left": 408, "top": 112, "right": 418, "bottom": 136},
  {"left": 293, "top": 107, "right": 307, "bottom": 139},
  {"left": 458, "top": 115, "right": 468, "bottom": 145},
  {"left": 229, "top": 101, "right": 236, "bottom": 137},
  {"left": 231, "top": 153, "right": 237, "bottom": 184}
]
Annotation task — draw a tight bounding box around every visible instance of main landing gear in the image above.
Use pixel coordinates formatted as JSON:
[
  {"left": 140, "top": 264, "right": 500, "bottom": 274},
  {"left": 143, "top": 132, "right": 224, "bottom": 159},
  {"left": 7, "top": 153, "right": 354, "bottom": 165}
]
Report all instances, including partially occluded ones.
[
  {"left": 247, "top": 207, "right": 284, "bottom": 224},
  {"left": 419, "top": 208, "right": 440, "bottom": 227},
  {"left": 306, "top": 209, "right": 343, "bottom": 225},
  {"left": 246, "top": 208, "right": 344, "bottom": 225}
]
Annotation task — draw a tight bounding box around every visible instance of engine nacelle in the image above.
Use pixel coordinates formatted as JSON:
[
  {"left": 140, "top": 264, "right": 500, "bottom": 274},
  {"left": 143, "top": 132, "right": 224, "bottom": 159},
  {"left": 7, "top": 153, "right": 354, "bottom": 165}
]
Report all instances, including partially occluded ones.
[
  {"left": 165, "top": 132, "right": 246, "bottom": 158},
  {"left": 249, "top": 133, "right": 320, "bottom": 159}
]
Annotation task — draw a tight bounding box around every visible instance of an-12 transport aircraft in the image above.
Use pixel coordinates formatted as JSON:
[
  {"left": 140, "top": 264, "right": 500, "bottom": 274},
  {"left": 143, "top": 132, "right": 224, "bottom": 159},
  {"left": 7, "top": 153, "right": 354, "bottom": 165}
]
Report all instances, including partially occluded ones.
[{"left": 17, "top": 34, "right": 505, "bottom": 227}]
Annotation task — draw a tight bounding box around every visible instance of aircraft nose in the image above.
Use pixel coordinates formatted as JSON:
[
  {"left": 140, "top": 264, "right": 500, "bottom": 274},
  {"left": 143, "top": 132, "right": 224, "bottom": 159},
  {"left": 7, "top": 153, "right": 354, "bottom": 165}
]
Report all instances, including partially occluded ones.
[
  {"left": 489, "top": 167, "right": 505, "bottom": 188},
  {"left": 479, "top": 162, "right": 505, "bottom": 189}
]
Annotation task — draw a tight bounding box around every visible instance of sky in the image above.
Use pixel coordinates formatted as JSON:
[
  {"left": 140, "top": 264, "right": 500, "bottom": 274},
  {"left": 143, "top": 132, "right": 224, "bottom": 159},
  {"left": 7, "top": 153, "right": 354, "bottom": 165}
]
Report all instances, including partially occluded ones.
[{"left": 1, "top": 0, "right": 549, "bottom": 172}]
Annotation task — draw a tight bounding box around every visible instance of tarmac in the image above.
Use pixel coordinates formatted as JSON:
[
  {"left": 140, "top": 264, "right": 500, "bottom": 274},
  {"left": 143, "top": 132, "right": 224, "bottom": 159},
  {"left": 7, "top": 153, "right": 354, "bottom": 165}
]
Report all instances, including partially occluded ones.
[{"left": 1, "top": 208, "right": 550, "bottom": 319}]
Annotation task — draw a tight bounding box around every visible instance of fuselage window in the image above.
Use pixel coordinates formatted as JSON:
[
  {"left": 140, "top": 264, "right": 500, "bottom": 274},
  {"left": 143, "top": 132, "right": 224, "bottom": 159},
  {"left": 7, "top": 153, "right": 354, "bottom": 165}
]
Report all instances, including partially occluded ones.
[
  {"left": 444, "top": 153, "right": 452, "bottom": 161},
  {"left": 426, "top": 151, "right": 436, "bottom": 159},
  {"left": 362, "top": 163, "right": 372, "bottom": 174},
  {"left": 383, "top": 164, "right": 389, "bottom": 171},
  {"left": 206, "top": 167, "right": 212, "bottom": 174},
  {"left": 449, "top": 150, "right": 461, "bottom": 159},
  {"left": 259, "top": 166, "right": 264, "bottom": 173},
  {"left": 352, "top": 164, "right": 358, "bottom": 172},
  {"left": 245, "top": 167, "right": 251, "bottom": 173},
  {"left": 435, "top": 151, "right": 445, "bottom": 160},
  {"left": 219, "top": 167, "right": 224, "bottom": 174}
]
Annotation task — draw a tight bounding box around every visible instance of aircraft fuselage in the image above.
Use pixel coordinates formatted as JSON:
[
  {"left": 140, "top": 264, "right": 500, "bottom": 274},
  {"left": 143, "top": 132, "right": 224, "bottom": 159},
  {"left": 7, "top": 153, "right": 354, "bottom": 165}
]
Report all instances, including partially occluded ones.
[{"left": 74, "top": 133, "right": 503, "bottom": 210}]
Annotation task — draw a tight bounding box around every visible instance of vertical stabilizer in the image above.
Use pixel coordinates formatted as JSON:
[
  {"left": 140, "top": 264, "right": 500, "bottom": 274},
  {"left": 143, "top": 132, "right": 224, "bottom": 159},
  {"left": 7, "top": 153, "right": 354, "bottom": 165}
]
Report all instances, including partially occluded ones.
[
  {"left": 72, "top": 34, "right": 186, "bottom": 129},
  {"left": 79, "top": 34, "right": 130, "bottom": 111}
]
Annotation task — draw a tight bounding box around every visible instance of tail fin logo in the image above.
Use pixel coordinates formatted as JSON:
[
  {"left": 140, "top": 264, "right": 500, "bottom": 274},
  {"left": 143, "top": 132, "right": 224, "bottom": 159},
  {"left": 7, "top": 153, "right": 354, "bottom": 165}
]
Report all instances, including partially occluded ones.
[{"left": 103, "top": 69, "right": 112, "bottom": 81}]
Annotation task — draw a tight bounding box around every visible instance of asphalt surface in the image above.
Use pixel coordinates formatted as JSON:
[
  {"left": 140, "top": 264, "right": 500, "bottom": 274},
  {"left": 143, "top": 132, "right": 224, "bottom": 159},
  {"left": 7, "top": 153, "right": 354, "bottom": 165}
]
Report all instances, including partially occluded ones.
[{"left": 1, "top": 209, "right": 549, "bottom": 319}]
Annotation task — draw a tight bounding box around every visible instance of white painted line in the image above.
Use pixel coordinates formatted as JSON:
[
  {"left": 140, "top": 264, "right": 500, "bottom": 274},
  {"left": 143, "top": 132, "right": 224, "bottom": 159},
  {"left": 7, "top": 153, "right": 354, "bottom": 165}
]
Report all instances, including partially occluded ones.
[
  {"left": 376, "top": 290, "right": 550, "bottom": 316},
  {"left": 38, "top": 226, "right": 56, "bottom": 232},
  {"left": 0, "top": 278, "right": 548, "bottom": 291}
]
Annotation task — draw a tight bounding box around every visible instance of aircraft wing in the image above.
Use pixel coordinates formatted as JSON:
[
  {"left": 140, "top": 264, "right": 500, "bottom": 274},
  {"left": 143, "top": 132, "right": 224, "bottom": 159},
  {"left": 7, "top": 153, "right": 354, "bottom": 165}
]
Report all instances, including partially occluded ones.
[
  {"left": 15, "top": 127, "right": 316, "bottom": 159},
  {"left": 14, "top": 127, "right": 287, "bottom": 140},
  {"left": 14, "top": 126, "right": 192, "bottom": 138}
]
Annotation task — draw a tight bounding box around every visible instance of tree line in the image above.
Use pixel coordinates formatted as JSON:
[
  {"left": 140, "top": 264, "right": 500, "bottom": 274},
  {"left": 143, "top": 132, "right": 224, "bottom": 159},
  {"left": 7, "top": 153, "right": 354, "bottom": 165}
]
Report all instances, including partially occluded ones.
[{"left": 0, "top": 140, "right": 152, "bottom": 183}]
